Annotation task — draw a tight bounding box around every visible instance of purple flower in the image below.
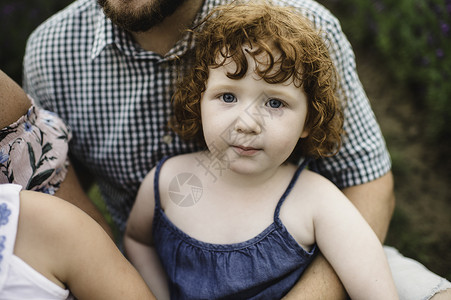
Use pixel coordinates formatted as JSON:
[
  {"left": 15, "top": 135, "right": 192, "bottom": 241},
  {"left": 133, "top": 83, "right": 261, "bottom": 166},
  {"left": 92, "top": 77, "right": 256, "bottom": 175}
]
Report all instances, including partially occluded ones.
[
  {"left": 38, "top": 186, "right": 55, "bottom": 195},
  {"left": 436, "top": 48, "right": 444, "bottom": 59},
  {"left": 441, "top": 22, "right": 450, "bottom": 35},
  {"left": 24, "top": 122, "right": 33, "bottom": 132},
  {"left": 26, "top": 107, "right": 33, "bottom": 118},
  {"left": 0, "top": 204, "right": 11, "bottom": 226},
  {"left": 1, "top": 4, "right": 16, "bottom": 16},
  {"left": 0, "top": 149, "right": 8, "bottom": 164}
]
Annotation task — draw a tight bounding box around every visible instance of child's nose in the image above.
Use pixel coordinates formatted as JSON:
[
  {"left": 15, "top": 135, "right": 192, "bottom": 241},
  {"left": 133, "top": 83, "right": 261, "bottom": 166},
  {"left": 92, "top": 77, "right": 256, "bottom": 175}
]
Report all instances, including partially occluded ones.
[{"left": 233, "top": 105, "right": 263, "bottom": 134}]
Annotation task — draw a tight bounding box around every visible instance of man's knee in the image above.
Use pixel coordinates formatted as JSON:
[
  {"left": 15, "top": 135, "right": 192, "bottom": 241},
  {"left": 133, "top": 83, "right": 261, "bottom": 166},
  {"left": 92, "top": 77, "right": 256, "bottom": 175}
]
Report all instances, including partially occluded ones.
[
  {"left": 384, "top": 246, "right": 451, "bottom": 300},
  {"left": 430, "top": 288, "right": 451, "bottom": 300}
]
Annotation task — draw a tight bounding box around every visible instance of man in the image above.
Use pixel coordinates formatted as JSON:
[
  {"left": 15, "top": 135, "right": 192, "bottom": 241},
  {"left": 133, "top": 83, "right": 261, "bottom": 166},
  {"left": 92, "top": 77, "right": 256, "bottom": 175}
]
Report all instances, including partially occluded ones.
[{"left": 23, "top": 0, "right": 451, "bottom": 298}]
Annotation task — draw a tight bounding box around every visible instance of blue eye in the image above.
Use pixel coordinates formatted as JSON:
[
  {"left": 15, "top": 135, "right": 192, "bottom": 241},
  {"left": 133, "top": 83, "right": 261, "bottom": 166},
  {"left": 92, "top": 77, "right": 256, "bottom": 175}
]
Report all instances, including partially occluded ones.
[
  {"left": 267, "top": 99, "right": 283, "bottom": 108},
  {"left": 221, "top": 93, "right": 236, "bottom": 103}
]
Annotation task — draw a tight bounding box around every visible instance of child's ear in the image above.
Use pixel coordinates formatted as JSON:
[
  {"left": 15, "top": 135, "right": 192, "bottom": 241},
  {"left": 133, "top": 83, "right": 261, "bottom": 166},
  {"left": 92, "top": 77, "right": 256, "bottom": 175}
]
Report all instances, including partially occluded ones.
[{"left": 300, "top": 129, "right": 309, "bottom": 138}]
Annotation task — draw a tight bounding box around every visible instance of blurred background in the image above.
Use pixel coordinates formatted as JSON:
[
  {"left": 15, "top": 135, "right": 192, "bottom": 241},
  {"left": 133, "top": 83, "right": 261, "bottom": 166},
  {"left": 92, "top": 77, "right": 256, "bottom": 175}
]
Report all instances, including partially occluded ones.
[{"left": 1, "top": 0, "right": 449, "bottom": 280}]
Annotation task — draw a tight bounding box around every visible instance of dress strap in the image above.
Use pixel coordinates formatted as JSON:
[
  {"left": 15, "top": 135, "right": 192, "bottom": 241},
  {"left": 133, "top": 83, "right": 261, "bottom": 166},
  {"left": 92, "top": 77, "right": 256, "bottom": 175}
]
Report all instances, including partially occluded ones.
[
  {"left": 153, "top": 156, "right": 171, "bottom": 211},
  {"left": 273, "top": 158, "right": 310, "bottom": 223}
]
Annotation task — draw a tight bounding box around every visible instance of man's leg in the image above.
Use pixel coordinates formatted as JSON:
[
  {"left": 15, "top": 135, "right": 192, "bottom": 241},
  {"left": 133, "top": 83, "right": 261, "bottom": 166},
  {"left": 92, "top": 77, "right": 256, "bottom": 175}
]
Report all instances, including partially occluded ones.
[{"left": 384, "top": 246, "right": 451, "bottom": 300}]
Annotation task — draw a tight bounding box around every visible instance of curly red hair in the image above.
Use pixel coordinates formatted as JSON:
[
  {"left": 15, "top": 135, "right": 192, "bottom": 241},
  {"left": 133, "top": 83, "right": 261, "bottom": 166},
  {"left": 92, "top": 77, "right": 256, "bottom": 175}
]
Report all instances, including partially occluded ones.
[{"left": 171, "top": 1, "right": 344, "bottom": 158}]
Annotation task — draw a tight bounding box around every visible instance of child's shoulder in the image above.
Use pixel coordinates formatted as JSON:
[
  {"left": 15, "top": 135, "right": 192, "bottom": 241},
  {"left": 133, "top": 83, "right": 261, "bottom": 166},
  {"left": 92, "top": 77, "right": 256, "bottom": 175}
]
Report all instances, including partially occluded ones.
[
  {"left": 164, "top": 152, "right": 200, "bottom": 168},
  {"left": 293, "top": 166, "right": 344, "bottom": 200},
  {"left": 278, "top": 165, "right": 345, "bottom": 248},
  {"left": 142, "top": 153, "right": 203, "bottom": 187},
  {"left": 157, "top": 153, "right": 201, "bottom": 175}
]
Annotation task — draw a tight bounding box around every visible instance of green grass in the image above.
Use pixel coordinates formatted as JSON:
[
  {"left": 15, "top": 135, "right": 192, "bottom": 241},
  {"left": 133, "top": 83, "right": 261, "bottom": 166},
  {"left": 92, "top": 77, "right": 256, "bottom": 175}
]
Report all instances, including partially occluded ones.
[{"left": 88, "top": 184, "right": 121, "bottom": 242}]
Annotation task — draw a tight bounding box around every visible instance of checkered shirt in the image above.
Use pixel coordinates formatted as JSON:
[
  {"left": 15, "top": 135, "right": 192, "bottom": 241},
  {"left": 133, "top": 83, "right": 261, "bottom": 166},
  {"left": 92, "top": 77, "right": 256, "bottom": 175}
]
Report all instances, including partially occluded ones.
[{"left": 23, "top": 0, "right": 391, "bottom": 234}]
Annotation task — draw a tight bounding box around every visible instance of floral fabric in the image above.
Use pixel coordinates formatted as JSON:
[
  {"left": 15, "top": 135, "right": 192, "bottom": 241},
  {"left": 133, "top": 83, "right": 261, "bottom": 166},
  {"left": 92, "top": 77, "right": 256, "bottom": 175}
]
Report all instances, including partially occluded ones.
[{"left": 0, "top": 97, "right": 71, "bottom": 194}]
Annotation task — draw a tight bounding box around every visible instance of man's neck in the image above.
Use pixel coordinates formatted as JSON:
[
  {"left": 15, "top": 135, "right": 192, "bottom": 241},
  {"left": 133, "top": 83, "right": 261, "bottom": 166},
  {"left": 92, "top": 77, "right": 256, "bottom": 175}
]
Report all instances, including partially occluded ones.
[{"left": 131, "top": 0, "right": 204, "bottom": 55}]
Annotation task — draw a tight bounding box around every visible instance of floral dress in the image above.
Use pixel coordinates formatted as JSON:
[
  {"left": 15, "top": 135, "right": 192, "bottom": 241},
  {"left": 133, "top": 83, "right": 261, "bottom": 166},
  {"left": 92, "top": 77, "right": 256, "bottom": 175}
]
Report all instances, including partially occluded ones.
[{"left": 0, "top": 97, "right": 71, "bottom": 194}]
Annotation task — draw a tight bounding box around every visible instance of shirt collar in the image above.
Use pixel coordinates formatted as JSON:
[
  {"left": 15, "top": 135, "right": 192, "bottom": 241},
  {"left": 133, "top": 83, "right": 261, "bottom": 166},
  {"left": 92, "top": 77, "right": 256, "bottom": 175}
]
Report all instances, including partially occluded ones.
[
  {"left": 91, "top": 0, "right": 231, "bottom": 61},
  {"left": 91, "top": 10, "right": 115, "bottom": 60},
  {"left": 163, "top": 0, "right": 231, "bottom": 60}
]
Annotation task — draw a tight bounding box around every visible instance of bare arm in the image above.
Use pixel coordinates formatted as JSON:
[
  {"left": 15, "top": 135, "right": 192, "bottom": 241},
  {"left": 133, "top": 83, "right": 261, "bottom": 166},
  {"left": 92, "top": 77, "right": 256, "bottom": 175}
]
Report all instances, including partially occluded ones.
[
  {"left": 15, "top": 191, "right": 156, "bottom": 300},
  {"left": 124, "top": 168, "right": 171, "bottom": 300},
  {"left": 0, "top": 69, "right": 31, "bottom": 129},
  {"left": 124, "top": 235, "right": 170, "bottom": 300},
  {"left": 283, "top": 171, "right": 395, "bottom": 299},
  {"left": 310, "top": 174, "right": 397, "bottom": 299}
]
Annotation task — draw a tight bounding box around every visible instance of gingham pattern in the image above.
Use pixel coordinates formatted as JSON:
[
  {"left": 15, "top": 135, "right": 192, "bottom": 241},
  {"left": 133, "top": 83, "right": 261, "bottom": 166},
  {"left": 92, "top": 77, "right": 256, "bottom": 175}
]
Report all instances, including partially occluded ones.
[{"left": 23, "top": 0, "right": 391, "bottom": 234}]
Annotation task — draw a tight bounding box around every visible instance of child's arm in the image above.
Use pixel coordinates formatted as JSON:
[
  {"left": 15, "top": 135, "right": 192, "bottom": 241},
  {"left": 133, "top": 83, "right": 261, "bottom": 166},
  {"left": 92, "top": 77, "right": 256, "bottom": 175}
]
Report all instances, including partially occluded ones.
[
  {"left": 124, "top": 168, "right": 171, "bottom": 300},
  {"left": 15, "top": 190, "right": 156, "bottom": 300},
  {"left": 309, "top": 173, "right": 398, "bottom": 300}
]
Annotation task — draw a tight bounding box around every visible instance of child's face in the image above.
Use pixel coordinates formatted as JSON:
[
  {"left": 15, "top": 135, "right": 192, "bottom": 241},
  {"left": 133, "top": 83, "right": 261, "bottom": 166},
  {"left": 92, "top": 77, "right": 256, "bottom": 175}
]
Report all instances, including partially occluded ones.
[{"left": 200, "top": 50, "right": 309, "bottom": 175}]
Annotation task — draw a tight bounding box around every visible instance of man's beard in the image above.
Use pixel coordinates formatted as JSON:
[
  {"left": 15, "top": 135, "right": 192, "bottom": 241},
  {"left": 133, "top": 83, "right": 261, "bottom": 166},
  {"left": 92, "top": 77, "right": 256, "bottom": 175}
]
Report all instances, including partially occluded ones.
[{"left": 97, "top": 0, "right": 188, "bottom": 32}]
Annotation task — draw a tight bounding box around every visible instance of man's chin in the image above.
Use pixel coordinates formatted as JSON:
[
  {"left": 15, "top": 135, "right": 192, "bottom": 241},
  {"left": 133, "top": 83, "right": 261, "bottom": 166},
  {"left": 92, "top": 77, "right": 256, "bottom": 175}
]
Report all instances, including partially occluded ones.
[
  {"left": 113, "top": 16, "right": 162, "bottom": 33},
  {"left": 97, "top": 0, "right": 187, "bottom": 32}
]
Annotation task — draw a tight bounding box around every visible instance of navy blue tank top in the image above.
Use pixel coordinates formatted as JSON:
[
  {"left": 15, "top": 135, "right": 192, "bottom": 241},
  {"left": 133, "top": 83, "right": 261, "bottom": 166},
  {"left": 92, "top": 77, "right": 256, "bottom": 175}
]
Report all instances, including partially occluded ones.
[{"left": 152, "top": 157, "right": 318, "bottom": 299}]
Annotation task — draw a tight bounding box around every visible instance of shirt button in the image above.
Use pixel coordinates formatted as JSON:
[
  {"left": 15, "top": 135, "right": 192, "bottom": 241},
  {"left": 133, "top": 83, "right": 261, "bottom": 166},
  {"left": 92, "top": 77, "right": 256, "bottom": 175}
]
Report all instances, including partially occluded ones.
[{"left": 163, "top": 134, "right": 173, "bottom": 145}]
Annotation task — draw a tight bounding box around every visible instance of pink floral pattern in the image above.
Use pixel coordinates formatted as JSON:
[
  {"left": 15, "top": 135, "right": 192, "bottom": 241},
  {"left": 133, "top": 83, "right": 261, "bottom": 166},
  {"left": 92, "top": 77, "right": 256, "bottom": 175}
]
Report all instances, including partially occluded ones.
[{"left": 0, "top": 99, "right": 71, "bottom": 194}]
